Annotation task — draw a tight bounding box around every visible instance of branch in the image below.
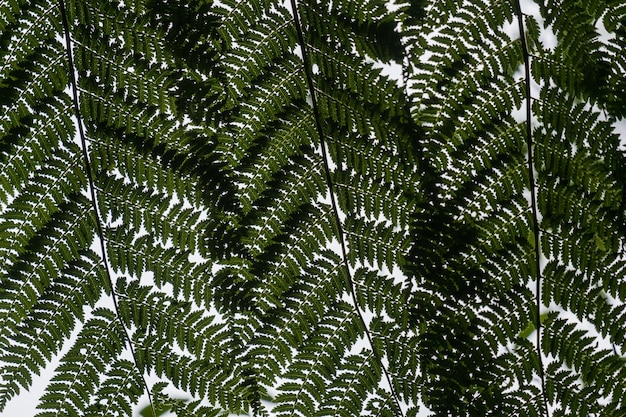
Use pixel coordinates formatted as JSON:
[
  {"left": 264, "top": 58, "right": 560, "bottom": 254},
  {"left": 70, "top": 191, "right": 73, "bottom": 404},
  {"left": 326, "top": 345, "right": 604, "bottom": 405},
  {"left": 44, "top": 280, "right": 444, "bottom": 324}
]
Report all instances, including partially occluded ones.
[
  {"left": 288, "top": 0, "right": 405, "bottom": 414},
  {"left": 57, "top": 1, "right": 155, "bottom": 414},
  {"left": 513, "top": 2, "right": 549, "bottom": 416}
]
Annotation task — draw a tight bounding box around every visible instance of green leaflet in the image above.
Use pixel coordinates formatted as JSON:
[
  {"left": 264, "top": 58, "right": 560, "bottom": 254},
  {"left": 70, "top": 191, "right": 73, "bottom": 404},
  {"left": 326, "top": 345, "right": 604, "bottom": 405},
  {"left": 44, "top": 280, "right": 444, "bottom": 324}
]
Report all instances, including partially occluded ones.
[{"left": 518, "top": 311, "right": 549, "bottom": 340}]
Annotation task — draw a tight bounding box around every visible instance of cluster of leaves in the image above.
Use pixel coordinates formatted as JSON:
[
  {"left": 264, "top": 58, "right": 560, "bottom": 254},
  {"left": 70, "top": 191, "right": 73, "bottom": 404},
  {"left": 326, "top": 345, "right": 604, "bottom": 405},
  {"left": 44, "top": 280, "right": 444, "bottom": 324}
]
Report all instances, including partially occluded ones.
[{"left": 0, "top": 0, "right": 625, "bottom": 416}]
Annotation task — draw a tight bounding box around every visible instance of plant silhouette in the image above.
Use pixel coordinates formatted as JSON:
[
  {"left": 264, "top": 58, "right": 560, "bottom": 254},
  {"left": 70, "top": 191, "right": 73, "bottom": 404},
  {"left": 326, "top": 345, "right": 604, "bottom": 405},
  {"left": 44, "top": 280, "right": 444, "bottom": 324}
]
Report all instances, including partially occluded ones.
[{"left": 1, "top": 0, "right": 625, "bottom": 416}]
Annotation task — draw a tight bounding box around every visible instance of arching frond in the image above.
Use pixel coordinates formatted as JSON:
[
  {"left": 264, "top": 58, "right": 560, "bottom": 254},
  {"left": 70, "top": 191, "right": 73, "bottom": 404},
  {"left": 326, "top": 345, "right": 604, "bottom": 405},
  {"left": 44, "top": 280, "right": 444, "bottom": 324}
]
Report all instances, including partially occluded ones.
[{"left": 1, "top": 0, "right": 625, "bottom": 416}]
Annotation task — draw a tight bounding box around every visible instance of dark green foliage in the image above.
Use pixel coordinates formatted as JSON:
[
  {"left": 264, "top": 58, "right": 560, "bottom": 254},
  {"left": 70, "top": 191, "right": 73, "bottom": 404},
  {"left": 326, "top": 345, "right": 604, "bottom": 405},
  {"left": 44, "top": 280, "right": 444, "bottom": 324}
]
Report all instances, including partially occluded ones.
[{"left": 1, "top": 0, "right": 625, "bottom": 416}]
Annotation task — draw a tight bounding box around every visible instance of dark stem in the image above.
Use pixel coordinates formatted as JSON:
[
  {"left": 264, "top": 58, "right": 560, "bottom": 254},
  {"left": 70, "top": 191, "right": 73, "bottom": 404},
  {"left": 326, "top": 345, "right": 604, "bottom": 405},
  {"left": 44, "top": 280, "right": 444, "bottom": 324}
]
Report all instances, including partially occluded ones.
[
  {"left": 289, "top": 0, "right": 404, "bottom": 414},
  {"left": 513, "top": 2, "right": 549, "bottom": 416},
  {"left": 57, "top": 1, "right": 155, "bottom": 414}
]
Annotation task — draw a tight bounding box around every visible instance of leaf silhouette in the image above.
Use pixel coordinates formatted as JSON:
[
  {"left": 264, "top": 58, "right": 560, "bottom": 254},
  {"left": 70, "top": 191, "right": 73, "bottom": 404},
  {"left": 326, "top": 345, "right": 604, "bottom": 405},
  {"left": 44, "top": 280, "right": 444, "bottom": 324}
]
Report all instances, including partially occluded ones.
[{"left": 1, "top": 0, "right": 625, "bottom": 416}]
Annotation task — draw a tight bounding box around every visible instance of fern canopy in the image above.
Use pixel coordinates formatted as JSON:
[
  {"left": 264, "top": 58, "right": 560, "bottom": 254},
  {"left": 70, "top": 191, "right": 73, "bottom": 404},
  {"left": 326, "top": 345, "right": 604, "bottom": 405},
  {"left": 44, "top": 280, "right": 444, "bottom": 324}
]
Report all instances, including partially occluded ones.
[{"left": 1, "top": 0, "right": 625, "bottom": 416}]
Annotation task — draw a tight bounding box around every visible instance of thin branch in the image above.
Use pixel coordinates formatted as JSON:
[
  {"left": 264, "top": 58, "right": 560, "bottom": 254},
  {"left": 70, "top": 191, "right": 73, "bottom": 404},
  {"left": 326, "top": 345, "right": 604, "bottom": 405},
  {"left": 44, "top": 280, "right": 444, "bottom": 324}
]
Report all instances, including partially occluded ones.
[
  {"left": 57, "top": 1, "right": 155, "bottom": 414},
  {"left": 513, "top": 2, "right": 549, "bottom": 416},
  {"left": 288, "top": 0, "right": 404, "bottom": 414}
]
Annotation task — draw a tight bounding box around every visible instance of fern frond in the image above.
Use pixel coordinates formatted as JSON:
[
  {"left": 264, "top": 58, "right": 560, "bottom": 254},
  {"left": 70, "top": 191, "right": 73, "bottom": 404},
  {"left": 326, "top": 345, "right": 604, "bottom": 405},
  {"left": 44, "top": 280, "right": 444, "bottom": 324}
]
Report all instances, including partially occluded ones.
[
  {"left": 2, "top": 0, "right": 626, "bottom": 415},
  {"left": 37, "top": 308, "right": 137, "bottom": 416}
]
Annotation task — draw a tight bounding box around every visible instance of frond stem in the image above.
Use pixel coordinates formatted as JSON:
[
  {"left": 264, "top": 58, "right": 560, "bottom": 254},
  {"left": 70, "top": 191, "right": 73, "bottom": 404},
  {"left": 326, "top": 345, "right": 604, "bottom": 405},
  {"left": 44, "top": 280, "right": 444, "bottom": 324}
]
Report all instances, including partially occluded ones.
[
  {"left": 57, "top": 1, "right": 155, "bottom": 414},
  {"left": 289, "top": 0, "right": 404, "bottom": 414},
  {"left": 513, "top": 1, "right": 549, "bottom": 415}
]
